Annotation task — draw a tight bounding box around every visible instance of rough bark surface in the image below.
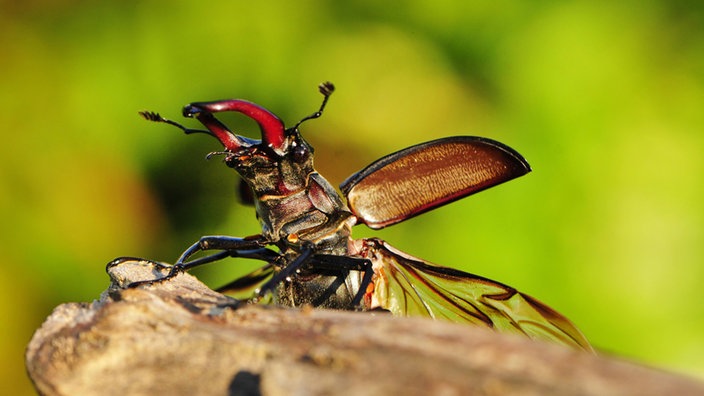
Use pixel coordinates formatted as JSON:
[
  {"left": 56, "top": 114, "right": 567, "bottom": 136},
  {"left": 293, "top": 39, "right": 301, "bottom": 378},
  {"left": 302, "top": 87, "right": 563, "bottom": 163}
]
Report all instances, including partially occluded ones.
[{"left": 26, "top": 259, "right": 704, "bottom": 396}]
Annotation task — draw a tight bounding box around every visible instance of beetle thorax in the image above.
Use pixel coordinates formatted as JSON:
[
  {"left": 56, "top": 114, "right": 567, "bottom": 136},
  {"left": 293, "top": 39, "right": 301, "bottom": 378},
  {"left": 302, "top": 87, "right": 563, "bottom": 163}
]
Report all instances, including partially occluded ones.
[{"left": 228, "top": 134, "right": 355, "bottom": 252}]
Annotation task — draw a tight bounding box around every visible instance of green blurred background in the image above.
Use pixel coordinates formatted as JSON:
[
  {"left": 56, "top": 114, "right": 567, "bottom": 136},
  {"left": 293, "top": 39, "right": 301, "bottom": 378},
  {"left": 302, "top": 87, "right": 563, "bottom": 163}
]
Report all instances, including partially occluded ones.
[{"left": 3, "top": 1, "right": 703, "bottom": 394}]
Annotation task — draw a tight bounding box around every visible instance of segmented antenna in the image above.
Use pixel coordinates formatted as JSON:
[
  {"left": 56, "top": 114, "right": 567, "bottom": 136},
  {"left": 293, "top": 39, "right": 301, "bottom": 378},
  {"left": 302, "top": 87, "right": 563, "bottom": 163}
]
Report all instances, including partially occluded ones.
[{"left": 293, "top": 81, "right": 335, "bottom": 131}]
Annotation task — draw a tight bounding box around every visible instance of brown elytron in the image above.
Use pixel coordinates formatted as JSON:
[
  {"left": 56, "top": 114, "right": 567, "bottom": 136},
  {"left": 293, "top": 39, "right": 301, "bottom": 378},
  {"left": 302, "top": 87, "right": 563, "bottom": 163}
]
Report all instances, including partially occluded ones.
[{"left": 342, "top": 137, "right": 530, "bottom": 229}]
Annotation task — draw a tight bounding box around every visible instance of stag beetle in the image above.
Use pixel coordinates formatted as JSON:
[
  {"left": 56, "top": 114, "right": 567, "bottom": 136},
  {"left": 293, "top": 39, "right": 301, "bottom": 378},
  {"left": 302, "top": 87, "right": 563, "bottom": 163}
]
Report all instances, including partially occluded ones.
[{"left": 118, "top": 82, "right": 591, "bottom": 351}]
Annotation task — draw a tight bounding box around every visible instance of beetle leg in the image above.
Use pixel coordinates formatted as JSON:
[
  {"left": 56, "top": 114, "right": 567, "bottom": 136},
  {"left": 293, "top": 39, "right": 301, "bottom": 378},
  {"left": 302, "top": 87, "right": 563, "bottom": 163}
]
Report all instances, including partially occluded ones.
[
  {"left": 307, "top": 254, "right": 374, "bottom": 309},
  {"left": 255, "top": 244, "right": 315, "bottom": 299},
  {"left": 176, "top": 235, "right": 269, "bottom": 264},
  {"left": 178, "top": 247, "right": 278, "bottom": 272},
  {"left": 127, "top": 236, "right": 272, "bottom": 288},
  {"left": 354, "top": 262, "right": 374, "bottom": 308}
]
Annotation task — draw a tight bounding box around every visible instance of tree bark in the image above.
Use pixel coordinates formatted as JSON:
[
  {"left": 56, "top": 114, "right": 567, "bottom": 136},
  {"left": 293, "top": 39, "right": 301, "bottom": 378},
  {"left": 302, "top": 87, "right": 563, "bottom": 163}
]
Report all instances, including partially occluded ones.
[{"left": 26, "top": 258, "right": 704, "bottom": 396}]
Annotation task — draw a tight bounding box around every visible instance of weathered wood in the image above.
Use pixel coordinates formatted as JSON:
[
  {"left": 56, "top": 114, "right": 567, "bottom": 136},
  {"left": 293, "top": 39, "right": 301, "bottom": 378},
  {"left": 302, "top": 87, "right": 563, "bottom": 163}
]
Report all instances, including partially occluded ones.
[{"left": 26, "top": 259, "right": 704, "bottom": 396}]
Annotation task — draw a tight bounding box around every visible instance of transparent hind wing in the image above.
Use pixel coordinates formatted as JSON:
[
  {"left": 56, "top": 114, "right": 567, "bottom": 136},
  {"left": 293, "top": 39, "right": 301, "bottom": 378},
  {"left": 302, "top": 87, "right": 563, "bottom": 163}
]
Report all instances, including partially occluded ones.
[{"left": 365, "top": 239, "right": 592, "bottom": 351}]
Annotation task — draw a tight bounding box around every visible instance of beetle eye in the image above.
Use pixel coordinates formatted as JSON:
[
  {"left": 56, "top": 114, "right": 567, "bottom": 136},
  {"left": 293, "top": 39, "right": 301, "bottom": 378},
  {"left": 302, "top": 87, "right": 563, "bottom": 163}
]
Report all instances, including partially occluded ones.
[{"left": 292, "top": 143, "right": 308, "bottom": 162}]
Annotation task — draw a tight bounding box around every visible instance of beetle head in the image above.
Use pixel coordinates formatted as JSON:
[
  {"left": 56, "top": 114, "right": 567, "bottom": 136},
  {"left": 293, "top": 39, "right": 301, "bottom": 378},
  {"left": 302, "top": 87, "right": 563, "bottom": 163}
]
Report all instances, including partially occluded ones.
[
  {"left": 140, "top": 83, "right": 334, "bottom": 198},
  {"left": 175, "top": 83, "right": 334, "bottom": 197}
]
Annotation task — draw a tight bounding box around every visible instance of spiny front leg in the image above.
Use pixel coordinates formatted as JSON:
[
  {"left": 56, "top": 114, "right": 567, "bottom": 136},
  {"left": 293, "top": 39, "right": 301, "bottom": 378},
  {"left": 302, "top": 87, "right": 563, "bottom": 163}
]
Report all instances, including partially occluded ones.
[
  {"left": 175, "top": 235, "right": 269, "bottom": 264},
  {"left": 127, "top": 235, "right": 271, "bottom": 288}
]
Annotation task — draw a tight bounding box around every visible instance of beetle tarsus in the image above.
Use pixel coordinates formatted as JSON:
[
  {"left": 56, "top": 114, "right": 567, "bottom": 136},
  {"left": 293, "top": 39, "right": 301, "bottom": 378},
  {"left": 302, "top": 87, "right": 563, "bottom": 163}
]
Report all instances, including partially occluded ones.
[{"left": 125, "top": 263, "right": 183, "bottom": 289}]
